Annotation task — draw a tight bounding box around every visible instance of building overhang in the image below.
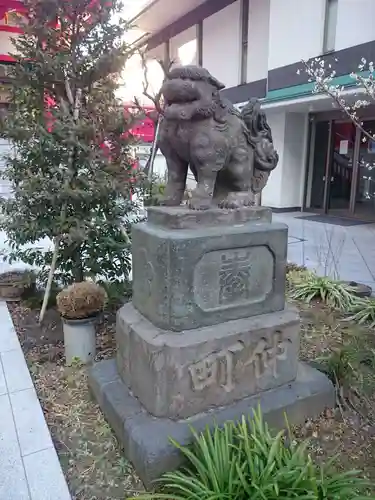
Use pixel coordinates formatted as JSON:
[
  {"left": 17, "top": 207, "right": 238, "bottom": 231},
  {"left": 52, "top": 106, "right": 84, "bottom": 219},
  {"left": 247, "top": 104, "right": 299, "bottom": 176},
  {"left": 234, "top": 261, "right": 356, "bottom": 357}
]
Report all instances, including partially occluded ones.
[
  {"left": 130, "top": 0, "right": 206, "bottom": 35},
  {"left": 130, "top": 0, "right": 237, "bottom": 50}
]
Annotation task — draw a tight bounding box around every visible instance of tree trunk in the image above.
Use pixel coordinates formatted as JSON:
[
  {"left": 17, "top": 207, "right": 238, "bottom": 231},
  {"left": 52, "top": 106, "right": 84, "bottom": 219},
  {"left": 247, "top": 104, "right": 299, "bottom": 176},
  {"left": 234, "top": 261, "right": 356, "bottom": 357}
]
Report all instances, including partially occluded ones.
[
  {"left": 38, "top": 236, "right": 60, "bottom": 324},
  {"left": 72, "top": 246, "right": 84, "bottom": 282}
]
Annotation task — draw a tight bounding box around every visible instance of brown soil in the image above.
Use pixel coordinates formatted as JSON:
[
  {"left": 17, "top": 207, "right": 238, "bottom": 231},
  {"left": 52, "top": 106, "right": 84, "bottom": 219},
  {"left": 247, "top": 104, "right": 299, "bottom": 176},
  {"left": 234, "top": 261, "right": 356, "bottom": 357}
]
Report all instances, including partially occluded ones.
[
  {"left": 8, "top": 303, "right": 64, "bottom": 353},
  {"left": 296, "top": 301, "right": 375, "bottom": 486},
  {"left": 8, "top": 298, "right": 375, "bottom": 498},
  {"left": 8, "top": 301, "right": 143, "bottom": 499}
]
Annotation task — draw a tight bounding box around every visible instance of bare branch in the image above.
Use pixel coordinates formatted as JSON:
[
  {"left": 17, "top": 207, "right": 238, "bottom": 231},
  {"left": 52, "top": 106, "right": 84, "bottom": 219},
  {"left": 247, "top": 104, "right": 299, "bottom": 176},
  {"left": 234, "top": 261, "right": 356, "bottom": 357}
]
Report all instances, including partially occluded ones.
[
  {"left": 137, "top": 50, "right": 163, "bottom": 115},
  {"left": 65, "top": 78, "right": 74, "bottom": 107},
  {"left": 136, "top": 49, "right": 175, "bottom": 117}
]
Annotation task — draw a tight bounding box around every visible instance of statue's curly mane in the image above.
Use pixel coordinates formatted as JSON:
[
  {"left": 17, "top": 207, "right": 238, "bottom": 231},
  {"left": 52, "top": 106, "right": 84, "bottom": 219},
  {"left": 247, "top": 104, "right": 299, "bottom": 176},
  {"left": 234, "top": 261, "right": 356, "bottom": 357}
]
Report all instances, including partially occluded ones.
[
  {"left": 167, "top": 65, "right": 225, "bottom": 90},
  {"left": 241, "top": 99, "right": 279, "bottom": 173}
]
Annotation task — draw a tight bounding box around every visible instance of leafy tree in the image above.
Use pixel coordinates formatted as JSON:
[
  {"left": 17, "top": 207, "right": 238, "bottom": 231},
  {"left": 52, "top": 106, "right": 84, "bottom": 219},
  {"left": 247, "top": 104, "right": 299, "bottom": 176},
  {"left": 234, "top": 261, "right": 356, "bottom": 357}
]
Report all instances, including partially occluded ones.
[{"left": 0, "top": 0, "right": 143, "bottom": 316}]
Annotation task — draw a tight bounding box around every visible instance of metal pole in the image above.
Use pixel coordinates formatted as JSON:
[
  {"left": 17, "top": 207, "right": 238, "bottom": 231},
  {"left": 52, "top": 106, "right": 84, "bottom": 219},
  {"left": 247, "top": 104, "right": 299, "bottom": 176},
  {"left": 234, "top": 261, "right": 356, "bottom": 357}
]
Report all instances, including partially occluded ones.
[{"left": 148, "top": 116, "right": 160, "bottom": 180}]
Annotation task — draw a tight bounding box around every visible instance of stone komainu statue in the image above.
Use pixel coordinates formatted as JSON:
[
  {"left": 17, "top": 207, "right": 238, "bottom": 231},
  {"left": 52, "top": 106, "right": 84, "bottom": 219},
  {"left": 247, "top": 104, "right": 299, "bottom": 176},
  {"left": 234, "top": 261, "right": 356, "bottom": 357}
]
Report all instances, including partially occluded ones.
[{"left": 158, "top": 65, "right": 279, "bottom": 210}]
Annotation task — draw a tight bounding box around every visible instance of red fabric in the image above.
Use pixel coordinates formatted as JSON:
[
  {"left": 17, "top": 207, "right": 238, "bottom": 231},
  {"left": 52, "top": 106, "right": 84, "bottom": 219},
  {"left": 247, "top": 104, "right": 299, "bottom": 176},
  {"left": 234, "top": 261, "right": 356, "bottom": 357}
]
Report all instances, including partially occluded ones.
[
  {"left": 124, "top": 105, "right": 156, "bottom": 144},
  {"left": 0, "top": 0, "right": 27, "bottom": 19},
  {"left": 0, "top": 53, "right": 15, "bottom": 62},
  {"left": 0, "top": 25, "right": 23, "bottom": 33}
]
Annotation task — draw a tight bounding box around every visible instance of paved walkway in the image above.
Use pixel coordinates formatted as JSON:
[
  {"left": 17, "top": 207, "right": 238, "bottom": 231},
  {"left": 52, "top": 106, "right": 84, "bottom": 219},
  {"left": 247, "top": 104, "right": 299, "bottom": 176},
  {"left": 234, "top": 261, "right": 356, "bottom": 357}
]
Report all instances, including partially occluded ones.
[
  {"left": 0, "top": 301, "right": 71, "bottom": 500},
  {"left": 274, "top": 212, "right": 375, "bottom": 290}
]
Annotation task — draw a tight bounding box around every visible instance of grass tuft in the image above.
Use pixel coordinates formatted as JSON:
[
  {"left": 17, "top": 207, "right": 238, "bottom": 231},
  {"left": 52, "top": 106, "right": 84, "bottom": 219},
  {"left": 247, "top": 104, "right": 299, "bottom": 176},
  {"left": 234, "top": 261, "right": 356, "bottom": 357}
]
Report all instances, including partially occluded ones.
[
  {"left": 347, "top": 298, "right": 375, "bottom": 328},
  {"left": 287, "top": 270, "right": 359, "bottom": 311},
  {"left": 133, "top": 407, "right": 372, "bottom": 500}
]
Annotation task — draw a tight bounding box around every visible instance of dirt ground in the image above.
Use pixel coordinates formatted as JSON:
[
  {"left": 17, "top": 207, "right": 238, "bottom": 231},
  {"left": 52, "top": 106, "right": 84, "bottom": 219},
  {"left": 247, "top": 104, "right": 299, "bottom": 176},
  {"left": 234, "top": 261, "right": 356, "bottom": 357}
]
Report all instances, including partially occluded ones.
[{"left": 8, "top": 299, "right": 375, "bottom": 499}]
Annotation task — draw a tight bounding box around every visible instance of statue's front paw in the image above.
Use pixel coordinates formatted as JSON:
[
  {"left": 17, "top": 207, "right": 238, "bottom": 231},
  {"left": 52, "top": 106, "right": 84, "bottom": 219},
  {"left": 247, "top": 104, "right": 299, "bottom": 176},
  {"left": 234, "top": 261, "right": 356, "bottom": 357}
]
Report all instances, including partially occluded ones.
[
  {"left": 188, "top": 196, "right": 213, "bottom": 211},
  {"left": 218, "top": 192, "right": 255, "bottom": 209},
  {"left": 218, "top": 198, "right": 241, "bottom": 209}
]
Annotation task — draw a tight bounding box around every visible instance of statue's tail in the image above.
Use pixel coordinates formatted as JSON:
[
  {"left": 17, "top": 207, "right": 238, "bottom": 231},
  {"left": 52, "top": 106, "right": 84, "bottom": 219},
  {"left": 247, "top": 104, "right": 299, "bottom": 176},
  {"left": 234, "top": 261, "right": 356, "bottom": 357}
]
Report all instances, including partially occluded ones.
[{"left": 241, "top": 99, "right": 279, "bottom": 193}]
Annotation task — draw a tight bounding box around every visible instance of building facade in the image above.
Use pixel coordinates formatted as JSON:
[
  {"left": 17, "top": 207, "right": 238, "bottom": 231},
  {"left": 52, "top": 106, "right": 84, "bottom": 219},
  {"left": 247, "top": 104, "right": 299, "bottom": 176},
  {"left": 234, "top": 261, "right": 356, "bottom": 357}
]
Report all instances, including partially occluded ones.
[
  {"left": 132, "top": 0, "right": 375, "bottom": 219},
  {"left": 0, "top": 1, "right": 27, "bottom": 199}
]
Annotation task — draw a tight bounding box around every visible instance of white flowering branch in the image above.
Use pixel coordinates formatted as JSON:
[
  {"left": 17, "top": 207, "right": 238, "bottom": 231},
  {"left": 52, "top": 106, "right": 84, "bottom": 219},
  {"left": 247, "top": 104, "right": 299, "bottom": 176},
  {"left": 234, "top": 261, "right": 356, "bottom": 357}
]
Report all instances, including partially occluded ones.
[{"left": 300, "top": 57, "right": 375, "bottom": 143}]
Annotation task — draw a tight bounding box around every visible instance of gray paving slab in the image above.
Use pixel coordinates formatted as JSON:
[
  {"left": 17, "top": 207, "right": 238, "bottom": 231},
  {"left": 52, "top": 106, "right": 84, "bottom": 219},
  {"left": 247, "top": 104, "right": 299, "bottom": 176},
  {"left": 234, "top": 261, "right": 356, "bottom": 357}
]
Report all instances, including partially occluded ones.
[
  {"left": 0, "top": 356, "right": 6, "bottom": 396},
  {"left": 274, "top": 213, "right": 375, "bottom": 289},
  {"left": 10, "top": 388, "right": 53, "bottom": 457},
  {"left": 0, "top": 301, "right": 71, "bottom": 500},
  {"left": 1, "top": 348, "right": 34, "bottom": 394},
  {"left": 0, "top": 394, "right": 30, "bottom": 500},
  {"left": 0, "top": 302, "right": 22, "bottom": 353},
  {"left": 23, "top": 448, "right": 71, "bottom": 500}
]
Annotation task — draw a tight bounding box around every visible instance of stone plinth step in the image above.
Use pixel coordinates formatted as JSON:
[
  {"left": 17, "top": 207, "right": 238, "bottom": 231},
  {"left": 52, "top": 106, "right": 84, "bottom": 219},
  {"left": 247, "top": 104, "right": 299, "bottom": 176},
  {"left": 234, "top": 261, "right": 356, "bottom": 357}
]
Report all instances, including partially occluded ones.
[
  {"left": 116, "top": 303, "right": 301, "bottom": 419},
  {"left": 89, "top": 359, "right": 334, "bottom": 490},
  {"left": 146, "top": 205, "right": 272, "bottom": 229}
]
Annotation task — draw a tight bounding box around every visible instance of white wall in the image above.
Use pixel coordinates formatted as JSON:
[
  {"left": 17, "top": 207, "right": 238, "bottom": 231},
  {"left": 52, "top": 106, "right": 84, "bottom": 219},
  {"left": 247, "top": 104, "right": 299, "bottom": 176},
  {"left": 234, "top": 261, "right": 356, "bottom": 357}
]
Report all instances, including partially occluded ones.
[
  {"left": 335, "top": 0, "right": 375, "bottom": 51},
  {"left": 281, "top": 113, "right": 308, "bottom": 207},
  {"left": 262, "top": 111, "right": 308, "bottom": 208},
  {"left": 268, "top": 0, "right": 326, "bottom": 69},
  {"left": 261, "top": 111, "right": 286, "bottom": 207},
  {"left": 0, "top": 32, "right": 17, "bottom": 55},
  {"left": 170, "top": 26, "right": 197, "bottom": 66},
  {"left": 247, "top": 0, "right": 270, "bottom": 82},
  {"left": 0, "top": 139, "right": 12, "bottom": 199},
  {"left": 202, "top": 1, "right": 241, "bottom": 88},
  {"left": 120, "top": 47, "right": 165, "bottom": 105}
]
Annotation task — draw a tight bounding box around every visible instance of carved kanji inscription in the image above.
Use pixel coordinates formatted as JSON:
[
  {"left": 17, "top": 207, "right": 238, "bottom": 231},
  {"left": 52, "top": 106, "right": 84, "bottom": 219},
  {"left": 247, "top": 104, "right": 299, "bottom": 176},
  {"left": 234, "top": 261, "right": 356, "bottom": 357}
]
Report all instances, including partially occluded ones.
[
  {"left": 188, "top": 332, "right": 291, "bottom": 392},
  {"left": 193, "top": 246, "right": 274, "bottom": 311},
  {"left": 244, "top": 332, "right": 288, "bottom": 378},
  {"left": 189, "top": 342, "right": 244, "bottom": 392},
  {"left": 219, "top": 251, "right": 252, "bottom": 305}
]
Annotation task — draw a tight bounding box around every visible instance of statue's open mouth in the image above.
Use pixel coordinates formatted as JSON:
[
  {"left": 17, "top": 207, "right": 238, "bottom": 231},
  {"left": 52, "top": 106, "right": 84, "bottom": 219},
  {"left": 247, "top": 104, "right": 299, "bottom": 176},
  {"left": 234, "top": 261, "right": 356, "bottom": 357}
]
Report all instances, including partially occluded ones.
[
  {"left": 161, "top": 78, "right": 201, "bottom": 105},
  {"left": 163, "top": 101, "right": 198, "bottom": 120},
  {"left": 164, "top": 97, "right": 198, "bottom": 108}
]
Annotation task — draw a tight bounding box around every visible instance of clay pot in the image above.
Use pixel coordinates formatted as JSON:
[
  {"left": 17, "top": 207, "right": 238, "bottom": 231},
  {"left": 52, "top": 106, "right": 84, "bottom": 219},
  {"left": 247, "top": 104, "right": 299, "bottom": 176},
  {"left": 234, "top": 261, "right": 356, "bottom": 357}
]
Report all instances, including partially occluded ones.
[{"left": 0, "top": 270, "right": 35, "bottom": 301}]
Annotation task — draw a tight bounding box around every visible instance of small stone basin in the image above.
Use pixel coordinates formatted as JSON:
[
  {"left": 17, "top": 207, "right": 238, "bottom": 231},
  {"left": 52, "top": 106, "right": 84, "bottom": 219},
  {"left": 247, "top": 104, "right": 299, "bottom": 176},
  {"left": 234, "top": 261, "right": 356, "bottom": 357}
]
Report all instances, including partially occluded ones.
[{"left": 342, "top": 281, "right": 372, "bottom": 298}]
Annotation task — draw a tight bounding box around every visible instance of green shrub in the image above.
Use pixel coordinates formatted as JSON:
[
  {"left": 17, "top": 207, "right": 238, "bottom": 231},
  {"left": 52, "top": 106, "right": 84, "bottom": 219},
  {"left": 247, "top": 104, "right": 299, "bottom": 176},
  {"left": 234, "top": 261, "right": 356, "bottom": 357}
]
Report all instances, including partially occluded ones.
[
  {"left": 134, "top": 408, "right": 372, "bottom": 499},
  {"left": 288, "top": 271, "right": 358, "bottom": 311},
  {"left": 143, "top": 177, "right": 166, "bottom": 206},
  {"left": 99, "top": 280, "right": 132, "bottom": 309},
  {"left": 286, "top": 262, "right": 307, "bottom": 274}
]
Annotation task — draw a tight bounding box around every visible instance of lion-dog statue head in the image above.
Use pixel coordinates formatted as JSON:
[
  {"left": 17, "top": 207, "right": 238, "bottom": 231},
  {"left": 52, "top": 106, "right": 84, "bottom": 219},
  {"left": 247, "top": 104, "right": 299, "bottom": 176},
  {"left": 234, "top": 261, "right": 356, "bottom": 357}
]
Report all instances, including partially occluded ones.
[{"left": 160, "top": 65, "right": 229, "bottom": 122}]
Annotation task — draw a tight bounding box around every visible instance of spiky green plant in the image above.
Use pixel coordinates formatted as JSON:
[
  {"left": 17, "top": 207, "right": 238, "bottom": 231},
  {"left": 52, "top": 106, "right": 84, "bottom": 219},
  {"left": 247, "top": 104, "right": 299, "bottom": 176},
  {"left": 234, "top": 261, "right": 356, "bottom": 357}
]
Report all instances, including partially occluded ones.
[
  {"left": 288, "top": 271, "right": 358, "bottom": 311},
  {"left": 317, "top": 346, "right": 357, "bottom": 387},
  {"left": 133, "top": 407, "right": 372, "bottom": 499},
  {"left": 347, "top": 298, "right": 375, "bottom": 328}
]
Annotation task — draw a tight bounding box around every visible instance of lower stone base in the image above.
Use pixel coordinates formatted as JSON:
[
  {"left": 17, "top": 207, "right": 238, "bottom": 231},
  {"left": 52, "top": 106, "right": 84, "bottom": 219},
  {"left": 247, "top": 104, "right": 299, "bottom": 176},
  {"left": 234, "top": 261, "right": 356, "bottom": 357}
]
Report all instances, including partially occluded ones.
[{"left": 89, "top": 359, "right": 334, "bottom": 490}]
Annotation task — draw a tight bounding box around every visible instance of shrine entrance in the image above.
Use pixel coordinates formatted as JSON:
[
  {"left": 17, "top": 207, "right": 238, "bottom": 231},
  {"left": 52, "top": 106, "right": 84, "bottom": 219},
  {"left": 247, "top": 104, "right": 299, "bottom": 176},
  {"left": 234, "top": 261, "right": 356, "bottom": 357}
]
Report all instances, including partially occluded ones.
[{"left": 306, "top": 116, "right": 375, "bottom": 221}]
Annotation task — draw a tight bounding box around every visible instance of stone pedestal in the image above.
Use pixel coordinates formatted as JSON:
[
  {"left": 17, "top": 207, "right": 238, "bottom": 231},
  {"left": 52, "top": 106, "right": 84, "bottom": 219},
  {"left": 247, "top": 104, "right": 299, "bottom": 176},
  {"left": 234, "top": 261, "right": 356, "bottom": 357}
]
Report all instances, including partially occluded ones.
[
  {"left": 132, "top": 206, "right": 286, "bottom": 331},
  {"left": 89, "top": 206, "right": 334, "bottom": 489}
]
